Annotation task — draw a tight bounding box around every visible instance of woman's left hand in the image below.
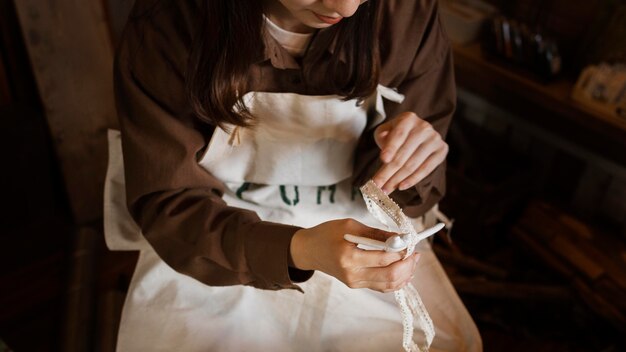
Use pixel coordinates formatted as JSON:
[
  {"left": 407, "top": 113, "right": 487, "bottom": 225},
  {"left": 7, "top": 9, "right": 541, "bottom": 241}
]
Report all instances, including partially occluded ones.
[{"left": 372, "top": 112, "right": 448, "bottom": 194}]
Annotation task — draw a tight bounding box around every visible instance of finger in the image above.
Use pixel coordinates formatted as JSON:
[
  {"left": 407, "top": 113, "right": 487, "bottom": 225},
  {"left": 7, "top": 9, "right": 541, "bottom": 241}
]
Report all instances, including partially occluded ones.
[
  {"left": 398, "top": 148, "right": 448, "bottom": 190},
  {"left": 352, "top": 248, "right": 404, "bottom": 268},
  {"left": 372, "top": 131, "right": 426, "bottom": 191},
  {"left": 348, "top": 278, "right": 410, "bottom": 293},
  {"left": 348, "top": 254, "right": 420, "bottom": 290},
  {"left": 359, "top": 226, "right": 399, "bottom": 242},
  {"left": 344, "top": 220, "right": 399, "bottom": 241},
  {"left": 389, "top": 128, "right": 430, "bottom": 168},
  {"left": 382, "top": 135, "right": 440, "bottom": 192},
  {"left": 342, "top": 218, "right": 400, "bottom": 241},
  {"left": 374, "top": 125, "right": 391, "bottom": 149},
  {"left": 379, "top": 119, "right": 412, "bottom": 164}
]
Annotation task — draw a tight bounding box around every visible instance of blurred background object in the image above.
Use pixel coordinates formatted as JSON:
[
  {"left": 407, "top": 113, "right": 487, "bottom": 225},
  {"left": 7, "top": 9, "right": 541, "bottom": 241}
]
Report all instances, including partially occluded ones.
[
  {"left": 482, "top": 15, "right": 562, "bottom": 79},
  {"left": 575, "top": 1, "right": 626, "bottom": 70},
  {"left": 572, "top": 64, "right": 626, "bottom": 120},
  {"left": 440, "top": 0, "right": 497, "bottom": 44}
]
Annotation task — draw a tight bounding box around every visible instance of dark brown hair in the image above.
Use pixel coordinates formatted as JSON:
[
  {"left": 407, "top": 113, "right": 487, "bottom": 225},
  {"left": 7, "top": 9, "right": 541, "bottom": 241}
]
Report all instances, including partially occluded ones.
[{"left": 187, "top": 0, "right": 381, "bottom": 128}]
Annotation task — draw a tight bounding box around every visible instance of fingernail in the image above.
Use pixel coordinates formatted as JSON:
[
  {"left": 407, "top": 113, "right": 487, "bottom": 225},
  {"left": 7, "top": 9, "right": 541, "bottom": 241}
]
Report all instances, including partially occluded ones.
[
  {"left": 382, "top": 187, "right": 390, "bottom": 195},
  {"left": 398, "top": 183, "right": 409, "bottom": 191}
]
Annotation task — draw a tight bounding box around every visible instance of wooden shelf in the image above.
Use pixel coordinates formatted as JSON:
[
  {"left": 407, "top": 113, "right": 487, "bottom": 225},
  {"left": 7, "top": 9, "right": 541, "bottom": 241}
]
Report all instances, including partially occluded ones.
[{"left": 453, "top": 42, "right": 626, "bottom": 166}]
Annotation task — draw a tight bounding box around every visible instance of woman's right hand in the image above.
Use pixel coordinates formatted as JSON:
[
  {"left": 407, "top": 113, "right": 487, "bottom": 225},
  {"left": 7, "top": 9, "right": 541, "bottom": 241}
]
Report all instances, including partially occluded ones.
[{"left": 290, "top": 219, "right": 420, "bottom": 293}]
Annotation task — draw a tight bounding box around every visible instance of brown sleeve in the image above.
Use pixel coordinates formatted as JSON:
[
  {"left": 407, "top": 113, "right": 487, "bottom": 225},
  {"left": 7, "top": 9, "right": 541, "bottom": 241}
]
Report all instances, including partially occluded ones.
[
  {"left": 114, "top": 0, "right": 312, "bottom": 290},
  {"left": 354, "top": 0, "right": 455, "bottom": 218}
]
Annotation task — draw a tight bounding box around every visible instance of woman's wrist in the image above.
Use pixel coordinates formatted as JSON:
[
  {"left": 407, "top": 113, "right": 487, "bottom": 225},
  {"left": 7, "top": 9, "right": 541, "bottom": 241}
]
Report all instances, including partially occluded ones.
[{"left": 289, "top": 228, "right": 312, "bottom": 271}]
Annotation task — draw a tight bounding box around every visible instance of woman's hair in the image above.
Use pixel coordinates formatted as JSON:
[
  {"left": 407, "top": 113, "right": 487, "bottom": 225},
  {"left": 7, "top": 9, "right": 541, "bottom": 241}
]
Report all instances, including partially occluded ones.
[{"left": 186, "top": 0, "right": 382, "bottom": 128}]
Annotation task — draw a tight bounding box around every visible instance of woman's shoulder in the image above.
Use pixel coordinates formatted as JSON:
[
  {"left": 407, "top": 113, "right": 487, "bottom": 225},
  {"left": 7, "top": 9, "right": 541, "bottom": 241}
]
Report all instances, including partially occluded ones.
[
  {"left": 378, "top": 0, "right": 450, "bottom": 84},
  {"left": 117, "top": 0, "right": 203, "bottom": 75},
  {"left": 115, "top": 0, "right": 201, "bottom": 117},
  {"left": 128, "top": 0, "right": 200, "bottom": 23},
  {"left": 381, "top": 0, "right": 440, "bottom": 22},
  {"left": 379, "top": 0, "right": 442, "bottom": 47},
  {"left": 121, "top": 0, "right": 200, "bottom": 47}
]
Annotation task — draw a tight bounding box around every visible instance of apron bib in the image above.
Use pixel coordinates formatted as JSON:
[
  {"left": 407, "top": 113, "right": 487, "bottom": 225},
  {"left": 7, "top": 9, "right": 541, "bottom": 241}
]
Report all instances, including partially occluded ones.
[{"left": 104, "top": 86, "right": 482, "bottom": 351}]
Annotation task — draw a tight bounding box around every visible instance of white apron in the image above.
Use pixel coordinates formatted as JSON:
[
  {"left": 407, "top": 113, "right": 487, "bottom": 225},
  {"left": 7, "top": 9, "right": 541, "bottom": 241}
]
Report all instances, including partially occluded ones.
[{"left": 104, "top": 87, "right": 482, "bottom": 351}]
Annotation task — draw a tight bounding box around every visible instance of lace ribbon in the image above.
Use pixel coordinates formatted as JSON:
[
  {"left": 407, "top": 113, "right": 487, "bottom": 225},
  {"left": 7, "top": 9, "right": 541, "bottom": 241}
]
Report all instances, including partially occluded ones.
[{"left": 360, "top": 180, "right": 435, "bottom": 352}]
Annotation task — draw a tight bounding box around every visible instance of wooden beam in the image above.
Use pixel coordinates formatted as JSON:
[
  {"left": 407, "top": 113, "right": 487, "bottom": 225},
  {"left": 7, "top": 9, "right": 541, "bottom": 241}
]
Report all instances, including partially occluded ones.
[
  {"left": 14, "top": 0, "right": 119, "bottom": 224},
  {"left": 62, "top": 226, "right": 98, "bottom": 352}
]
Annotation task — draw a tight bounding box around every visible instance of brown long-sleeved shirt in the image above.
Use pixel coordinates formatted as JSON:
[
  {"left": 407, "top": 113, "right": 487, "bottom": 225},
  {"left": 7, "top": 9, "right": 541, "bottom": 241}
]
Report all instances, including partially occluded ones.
[{"left": 114, "top": 0, "right": 455, "bottom": 291}]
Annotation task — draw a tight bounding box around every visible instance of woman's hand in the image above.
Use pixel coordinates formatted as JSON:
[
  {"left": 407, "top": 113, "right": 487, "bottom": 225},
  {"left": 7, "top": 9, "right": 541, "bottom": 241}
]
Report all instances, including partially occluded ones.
[
  {"left": 373, "top": 112, "right": 448, "bottom": 194},
  {"left": 290, "top": 219, "right": 420, "bottom": 293}
]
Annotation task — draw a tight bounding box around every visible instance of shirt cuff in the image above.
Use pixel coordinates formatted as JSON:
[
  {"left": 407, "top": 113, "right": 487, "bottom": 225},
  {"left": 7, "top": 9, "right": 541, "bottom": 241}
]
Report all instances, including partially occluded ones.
[{"left": 244, "top": 221, "right": 314, "bottom": 291}]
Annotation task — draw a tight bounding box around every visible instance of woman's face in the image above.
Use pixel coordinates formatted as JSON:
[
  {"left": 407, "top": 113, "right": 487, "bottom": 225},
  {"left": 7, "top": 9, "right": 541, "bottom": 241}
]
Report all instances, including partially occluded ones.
[{"left": 264, "top": 0, "right": 368, "bottom": 33}]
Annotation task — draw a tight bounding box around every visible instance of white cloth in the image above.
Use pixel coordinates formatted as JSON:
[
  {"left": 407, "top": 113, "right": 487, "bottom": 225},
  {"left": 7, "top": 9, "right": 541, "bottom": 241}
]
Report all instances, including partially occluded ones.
[
  {"left": 264, "top": 15, "right": 313, "bottom": 57},
  {"left": 104, "top": 87, "right": 482, "bottom": 351},
  {"left": 104, "top": 129, "right": 149, "bottom": 251}
]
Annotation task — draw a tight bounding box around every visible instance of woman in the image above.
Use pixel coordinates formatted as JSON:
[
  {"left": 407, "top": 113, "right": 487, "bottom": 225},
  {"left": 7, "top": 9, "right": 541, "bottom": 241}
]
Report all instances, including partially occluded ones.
[{"left": 105, "top": 0, "right": 482, "bottom": 350}]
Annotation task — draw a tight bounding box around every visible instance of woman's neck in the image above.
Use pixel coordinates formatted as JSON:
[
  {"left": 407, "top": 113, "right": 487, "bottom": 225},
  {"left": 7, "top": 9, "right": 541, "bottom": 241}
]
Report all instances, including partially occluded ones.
[{"left": 262, "top": 0, "right": 315, "bottom": 34}]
